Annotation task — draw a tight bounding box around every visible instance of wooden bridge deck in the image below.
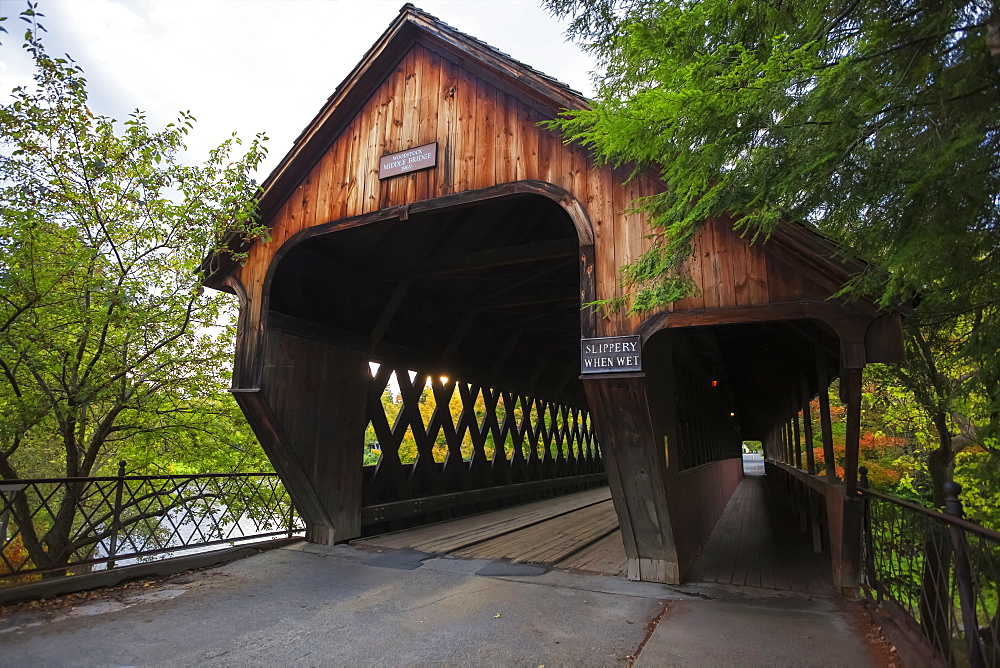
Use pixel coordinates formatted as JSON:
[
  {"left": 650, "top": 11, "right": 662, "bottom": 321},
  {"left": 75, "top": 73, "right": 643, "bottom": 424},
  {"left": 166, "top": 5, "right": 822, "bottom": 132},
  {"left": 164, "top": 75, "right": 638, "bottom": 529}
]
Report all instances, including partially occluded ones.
[
  {"left": 356, "top": 486, "right": 627, "bottom": 576},
  {"left": 685, "top": 473, "right": 836, "bottom": 596},
  {"left": 356, "top": 470, "right": 834, "bottom": 595}
]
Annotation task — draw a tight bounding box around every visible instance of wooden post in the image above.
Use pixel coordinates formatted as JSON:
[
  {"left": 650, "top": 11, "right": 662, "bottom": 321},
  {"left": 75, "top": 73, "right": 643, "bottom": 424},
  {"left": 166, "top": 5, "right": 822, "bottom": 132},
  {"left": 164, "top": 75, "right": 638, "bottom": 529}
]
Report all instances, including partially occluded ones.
[
  {"left": 944, "top": 482, "right": 987, "bottom": 668},
  {"left": 816, "top": 359, "right": 837, "bottom": 482},
  {"left": 837, "top": 342, "right": 865, "bottom": 594},
  {"left": 841, "top": 366, "right": 863, "bottom": 496},
  {"left": 583, "top": 374, "right": 680, "bottom": 584},
  {"left": 781, "top": 420, "right": 790, "bottom": 464},
  {"left": 236, "top": 328, "right": 367, "bottom": 545},
  {"left": 801, "top": 377, "right": 816, "bottom": 475},
  {"left": 786, "top": 419, "right": 795, "bottom": 466},
  {"left": 792, "top": 404, "right": 803, "bottom": 470}
]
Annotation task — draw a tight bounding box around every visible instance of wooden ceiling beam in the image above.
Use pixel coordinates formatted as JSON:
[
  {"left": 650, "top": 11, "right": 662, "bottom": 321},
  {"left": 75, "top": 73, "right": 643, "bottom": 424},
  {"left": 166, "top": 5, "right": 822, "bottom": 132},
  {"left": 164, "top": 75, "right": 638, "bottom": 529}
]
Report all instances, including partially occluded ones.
[{"left": 368, "top": 278, "right": 413, "bottom": 353}]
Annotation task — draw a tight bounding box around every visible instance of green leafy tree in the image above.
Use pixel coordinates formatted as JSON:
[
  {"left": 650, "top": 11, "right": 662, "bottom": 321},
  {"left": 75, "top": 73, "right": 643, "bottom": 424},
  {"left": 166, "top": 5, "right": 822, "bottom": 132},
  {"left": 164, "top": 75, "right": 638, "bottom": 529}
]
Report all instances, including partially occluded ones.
[
  {"left": 0, "top": 7, "right": 269, "bottom": 573},
  {"left": 545, "top": 0, "right": 1000, "bottom": 496}
]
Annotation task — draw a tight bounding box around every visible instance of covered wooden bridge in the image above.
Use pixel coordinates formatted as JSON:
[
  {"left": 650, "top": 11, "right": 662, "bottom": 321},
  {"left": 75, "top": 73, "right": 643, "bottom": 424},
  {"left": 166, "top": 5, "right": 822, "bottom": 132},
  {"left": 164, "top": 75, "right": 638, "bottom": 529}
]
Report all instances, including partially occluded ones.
[{"left": 203, "top": 4, "right": 906, "bottom": 590}]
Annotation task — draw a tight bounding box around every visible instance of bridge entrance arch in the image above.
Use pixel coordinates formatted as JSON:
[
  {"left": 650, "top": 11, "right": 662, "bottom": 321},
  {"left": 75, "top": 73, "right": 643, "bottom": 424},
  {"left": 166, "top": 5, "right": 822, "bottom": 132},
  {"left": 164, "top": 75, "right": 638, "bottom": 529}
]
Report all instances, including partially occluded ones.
[{"left": 226, "top": 185, "right": 606, "bottom": 545}]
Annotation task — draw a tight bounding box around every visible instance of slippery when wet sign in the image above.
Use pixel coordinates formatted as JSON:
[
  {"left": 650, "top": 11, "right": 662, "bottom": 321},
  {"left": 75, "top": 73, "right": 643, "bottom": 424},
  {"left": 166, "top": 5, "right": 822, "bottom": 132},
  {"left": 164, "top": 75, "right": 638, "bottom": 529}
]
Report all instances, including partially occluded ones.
[{"left": 580, "top": 336, "right": 642, "bottom": 374}]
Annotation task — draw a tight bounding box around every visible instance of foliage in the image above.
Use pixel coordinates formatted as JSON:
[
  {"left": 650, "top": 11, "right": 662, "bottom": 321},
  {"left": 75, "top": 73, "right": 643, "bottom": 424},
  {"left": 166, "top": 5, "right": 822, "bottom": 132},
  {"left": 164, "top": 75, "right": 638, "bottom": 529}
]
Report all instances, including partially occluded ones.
[
  {"left": 0, "top": 6, "right": 270, "bottom": 573},
  {"left": 807, "top": 370, "right": 1000, "bottom": 530}
]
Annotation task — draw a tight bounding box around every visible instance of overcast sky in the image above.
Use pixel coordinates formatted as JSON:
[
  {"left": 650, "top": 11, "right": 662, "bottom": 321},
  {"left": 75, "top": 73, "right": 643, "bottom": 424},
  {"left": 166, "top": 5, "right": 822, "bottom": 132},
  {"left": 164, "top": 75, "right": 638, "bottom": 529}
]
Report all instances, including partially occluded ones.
[{"left": 0, "top": 0, "right": 597, "bottom": 178}]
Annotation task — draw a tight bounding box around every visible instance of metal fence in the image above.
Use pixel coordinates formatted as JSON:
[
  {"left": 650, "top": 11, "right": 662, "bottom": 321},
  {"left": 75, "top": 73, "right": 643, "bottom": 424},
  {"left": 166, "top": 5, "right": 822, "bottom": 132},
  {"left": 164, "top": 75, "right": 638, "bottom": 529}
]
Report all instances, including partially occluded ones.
[
  {"left": 860, "top": 472, "right": 999, "bottom": 668},
  {"left": 0, "top": 462, "right": 303, "bottom": 585}
]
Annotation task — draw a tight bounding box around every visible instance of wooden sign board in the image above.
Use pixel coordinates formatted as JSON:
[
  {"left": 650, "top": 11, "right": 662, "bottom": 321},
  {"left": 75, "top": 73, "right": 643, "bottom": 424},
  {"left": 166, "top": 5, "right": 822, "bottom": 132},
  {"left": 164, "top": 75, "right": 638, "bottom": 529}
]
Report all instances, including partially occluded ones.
[
  {"left": 580, "top": 335, "right": 642, "bottom": 374},
  {"left": 379, "top": 142, "right": 437, "bottom": 179}
]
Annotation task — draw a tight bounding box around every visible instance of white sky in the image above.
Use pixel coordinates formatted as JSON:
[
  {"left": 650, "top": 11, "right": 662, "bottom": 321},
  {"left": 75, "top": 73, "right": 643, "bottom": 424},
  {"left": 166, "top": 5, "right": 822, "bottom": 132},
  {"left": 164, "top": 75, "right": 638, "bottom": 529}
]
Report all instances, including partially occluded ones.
[{"left": 0, "top": 0, "right": 597, "bottom": 178}]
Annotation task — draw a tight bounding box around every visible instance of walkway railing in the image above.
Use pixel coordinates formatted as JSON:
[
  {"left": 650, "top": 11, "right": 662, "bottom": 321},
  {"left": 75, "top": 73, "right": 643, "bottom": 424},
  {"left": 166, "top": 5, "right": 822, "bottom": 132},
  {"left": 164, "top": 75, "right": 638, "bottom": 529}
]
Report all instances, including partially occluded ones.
[
  {"left": 860, "top": 472, "right": 1000, "bottom": 668},
  {"left": 0, "top": 462, "right": 303, "bottom": 585}
]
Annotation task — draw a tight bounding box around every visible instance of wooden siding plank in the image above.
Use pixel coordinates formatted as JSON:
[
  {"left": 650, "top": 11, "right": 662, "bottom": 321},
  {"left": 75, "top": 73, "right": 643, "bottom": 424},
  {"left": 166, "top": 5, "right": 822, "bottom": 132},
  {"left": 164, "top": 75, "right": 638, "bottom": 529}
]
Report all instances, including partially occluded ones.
[
  {"left": 398, "top": 48, "right": 421, "bottom": 206},
  {"left": 472, "top": 75, "right": 496, "bottom": 190},
  {"left": 435, "top": 57, "right": 459, "bottom": 195},
  {"left": 413, "top": 46, "right": 441, "bottom": 201},
  {"left": 453, "top": 67, "right": 478, "bottom": 193},
  {"left": 587, "top": 164, "right": 616, "bottom": 336},
  {"left": 517, "top": 105, "right": 539, "bottom": 184},
  {"left": 495, "top": 91, "right": 518, "bottom": 185},
  {"left": 346, "top": 95, "right": 374, "bottom": 217},
  {"left": 712, "top": 218, "right": 738, "bottom": 308},
  {"left": 535, "top": 115, "right": 561, "bottom": 187},
  {"left": 736, "top": 230, "right": 769, "bottom": 305},
  {"left": 608, "top": 164, "right": 630, "bottom": 335},
  {"left": 765, "top": 252, "right": 807, "bottom": 302},
  {"left": 373, "top": 63, "right": 402, "bottom": 210}
]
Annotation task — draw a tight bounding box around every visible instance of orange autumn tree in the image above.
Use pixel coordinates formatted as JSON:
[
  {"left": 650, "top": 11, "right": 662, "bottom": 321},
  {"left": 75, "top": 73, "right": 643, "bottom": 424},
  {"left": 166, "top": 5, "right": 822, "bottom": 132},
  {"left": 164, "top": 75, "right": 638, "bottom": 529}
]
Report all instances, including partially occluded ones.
[{"left": 807, "top": 383, "right": 915, "bottom": 492}]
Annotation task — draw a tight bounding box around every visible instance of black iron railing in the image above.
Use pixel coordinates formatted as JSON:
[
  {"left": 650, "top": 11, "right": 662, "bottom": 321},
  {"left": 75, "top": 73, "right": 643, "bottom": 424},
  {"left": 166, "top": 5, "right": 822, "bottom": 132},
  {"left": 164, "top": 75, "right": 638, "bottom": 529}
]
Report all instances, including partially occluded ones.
[
  {"left": 0, "top": 462, "right": 303, "bottom": 585},
  {"left": 860, "top": 471, "right": 999, "bottom": 667}
]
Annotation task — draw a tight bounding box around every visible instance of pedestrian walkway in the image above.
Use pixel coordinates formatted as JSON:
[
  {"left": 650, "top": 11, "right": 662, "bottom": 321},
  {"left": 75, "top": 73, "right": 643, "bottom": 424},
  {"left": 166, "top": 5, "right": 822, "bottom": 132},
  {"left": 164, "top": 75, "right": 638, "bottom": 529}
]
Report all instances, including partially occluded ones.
[
  {"left": 0, "top": 541, "right": 881, "bottom": 666},
  {"left": 684, "top": 472, "right": 834, "bottom": 596}
]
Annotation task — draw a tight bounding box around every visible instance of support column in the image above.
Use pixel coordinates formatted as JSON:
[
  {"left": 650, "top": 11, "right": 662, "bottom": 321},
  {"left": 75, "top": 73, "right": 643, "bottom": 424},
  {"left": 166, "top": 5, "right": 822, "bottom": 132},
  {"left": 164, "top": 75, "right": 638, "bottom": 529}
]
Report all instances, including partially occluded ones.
[
  {"left": 801, "top": 376, "right": 816, "bottom": 475},
  {"left": 841, "top": 365, "right": 864, "bottom": 496},
  {"left": 793, "top": 403, "right": 803, "bottom": 470},
  {"left": 583, "top": 374, "right": 680, "bottom": 584},
  {"left": 235, "top": 327, "right": 367, "bottom": 545},
  {"left": 834, "top": 341, "right": 866, "bottom": 594},
  {"left": 816, "top": 356, "right": 837, "bottom": 482}
]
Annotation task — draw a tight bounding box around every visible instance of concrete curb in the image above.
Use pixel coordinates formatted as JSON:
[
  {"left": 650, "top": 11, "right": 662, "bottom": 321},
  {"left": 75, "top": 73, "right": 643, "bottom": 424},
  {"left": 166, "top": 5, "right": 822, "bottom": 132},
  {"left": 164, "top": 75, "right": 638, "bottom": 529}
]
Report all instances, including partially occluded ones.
[{"left": 0, "top": 537, "right": 304, "bottom": 607}]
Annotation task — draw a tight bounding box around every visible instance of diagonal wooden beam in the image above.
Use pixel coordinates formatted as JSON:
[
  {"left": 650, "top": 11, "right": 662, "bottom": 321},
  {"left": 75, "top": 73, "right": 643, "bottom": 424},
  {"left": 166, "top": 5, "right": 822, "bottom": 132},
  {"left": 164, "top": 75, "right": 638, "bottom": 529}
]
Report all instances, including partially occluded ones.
[{"left": 368, "top": 278, "right": 413, "bottom": 353}]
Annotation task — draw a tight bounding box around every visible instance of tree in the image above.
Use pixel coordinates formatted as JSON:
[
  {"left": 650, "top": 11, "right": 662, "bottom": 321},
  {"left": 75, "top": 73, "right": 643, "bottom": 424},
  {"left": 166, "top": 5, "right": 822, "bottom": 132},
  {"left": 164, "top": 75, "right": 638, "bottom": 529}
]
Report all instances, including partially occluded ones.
[
  {"left": 544, "top": 0, "right": 1000, "bottom": 496},
  {"left": 0, "top": 6, "right": 269, "bottom": 573}
]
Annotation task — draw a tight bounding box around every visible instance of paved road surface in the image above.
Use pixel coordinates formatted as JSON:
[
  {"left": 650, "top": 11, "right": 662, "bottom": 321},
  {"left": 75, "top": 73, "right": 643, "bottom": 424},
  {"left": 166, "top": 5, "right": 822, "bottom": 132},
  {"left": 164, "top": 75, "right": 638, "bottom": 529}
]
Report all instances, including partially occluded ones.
[
  {"left": 1, "top": 542, "right": 878, "bottom": 666},
  {"left": 743, "top": 452, "right": 765, "bottom": 475}
]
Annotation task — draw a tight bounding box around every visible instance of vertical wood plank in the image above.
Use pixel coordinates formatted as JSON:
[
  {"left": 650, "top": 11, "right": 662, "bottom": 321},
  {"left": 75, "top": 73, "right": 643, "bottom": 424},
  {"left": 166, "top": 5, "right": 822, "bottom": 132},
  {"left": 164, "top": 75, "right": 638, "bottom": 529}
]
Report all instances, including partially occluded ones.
[
  {"left": 674, "top": 220, "right": 708, "bottom": 311},
  {"left": 816, "top": 357, "right": 838, "bottom": 481},
  {"left": 802, "top": 377, "right": 816, "bottom": 475},
  {"left": 399, "top": 50, "right": 421, "bottom": 204},
  {"left": 517, "top": 105, "right": 539, "bottom": 183},
  {"left": 413, "top": 46, "right": 441, "bottom": 202},
  {"left": 436, "top": 57, "right": 459, "bottom": 195},
  {"left": 842, "top": 367, "right": 863, "bottom": 495},
  {"left": 347, "top": 95, "right": 374, "bottom": 217},
  {"left": 472, "top": 75, "right": 497, "bottom": 190},
  {"left": 587, "top": 165, "right": 616, "bottom": 336},
  {"left": 453, "top": 67, "right": 478, "bottom": 193},
  {"left": 368, "top": 78, "right": 394, "bottom": 212},
  {"left": 496, "top": 92, "right": 519, "bottom": 185},
  {"left": 712, "top": 218, "right": 738, "bottom": 308}
]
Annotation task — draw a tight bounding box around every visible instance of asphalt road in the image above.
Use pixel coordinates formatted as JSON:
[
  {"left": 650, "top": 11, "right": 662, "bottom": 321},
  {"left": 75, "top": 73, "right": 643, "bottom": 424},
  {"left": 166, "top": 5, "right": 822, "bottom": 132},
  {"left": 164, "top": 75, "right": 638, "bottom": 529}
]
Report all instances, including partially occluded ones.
[
  {"left": 743, "top": 452, "right": 765, "bottom": 475},
  {"left": 1, "top": 541, "right": 878, "bottom": 666}
]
